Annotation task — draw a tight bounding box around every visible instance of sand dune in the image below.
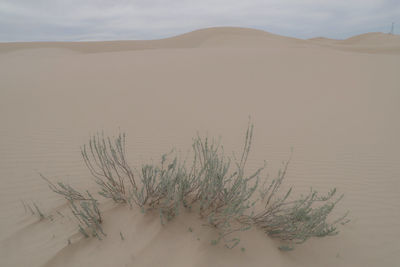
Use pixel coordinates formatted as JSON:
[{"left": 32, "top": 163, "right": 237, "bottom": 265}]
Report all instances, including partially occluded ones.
[
  {"left": 309, "top": 31, "right": 400, "bottom": 54},
  {"left": 0, "top": 27, "right": 307, "bottom": 54},
  {"left": 0, "top": 27, "right": 400, "bottom": 267},
  {"left": 2, "top": 27, "right": 399, "bottom": 55}
]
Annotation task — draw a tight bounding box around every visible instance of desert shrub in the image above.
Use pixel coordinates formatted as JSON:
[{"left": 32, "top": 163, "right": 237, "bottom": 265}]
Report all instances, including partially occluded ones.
[
  {"left": 252, "top": 159, "right": 349, "bottom": 245},
  {"left": 42, "top": 122, "right": 348, "bottom": 248},
  {"left": 188, "top": 126, "right": 264, "bottom": 248},
  {"left": 40, "top": 174, "right": 90, "bottom": 201},
  {"left": 81, "top": 133, "right": 136, "bottom": 203},
  {"left": 41, "top": 177, "right": 105, "bottom": 239},
  {"left": 69, "top": 192, "right": 104, "bottom": 240},
  {"left": 125, "top": 150, "right": 189, "bottom": 221}
]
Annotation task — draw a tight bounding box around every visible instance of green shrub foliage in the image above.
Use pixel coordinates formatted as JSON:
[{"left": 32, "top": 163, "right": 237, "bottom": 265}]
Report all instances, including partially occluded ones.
[{"left": 44, "top": 122, "right": 348, "bottom": 248}]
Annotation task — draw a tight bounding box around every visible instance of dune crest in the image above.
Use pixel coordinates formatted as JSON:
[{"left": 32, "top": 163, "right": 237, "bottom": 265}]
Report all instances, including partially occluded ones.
[
  {"left": 309, "top": 32, "right": 400, "bottom": 54},
  {"left": 1, "top": 27, "right": 399, "bottom": 54},
  {"left": 0, "top": 27, "right": 301, "bottom": 54}
]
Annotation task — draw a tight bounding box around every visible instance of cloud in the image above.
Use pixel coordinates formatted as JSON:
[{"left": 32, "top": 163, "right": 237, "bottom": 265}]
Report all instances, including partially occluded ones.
[{"left": 0, "top": 0, "right": 399, "bottom": 41}]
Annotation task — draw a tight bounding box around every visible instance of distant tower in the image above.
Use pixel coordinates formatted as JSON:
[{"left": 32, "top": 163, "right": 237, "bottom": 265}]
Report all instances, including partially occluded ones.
[{"left": 390, "top": 22, "right": 394, "bottom": 34}]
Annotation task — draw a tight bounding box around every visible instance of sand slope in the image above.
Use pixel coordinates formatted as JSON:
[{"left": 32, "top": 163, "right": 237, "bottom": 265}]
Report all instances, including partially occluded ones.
[
  {"left": 0, "top": 27, "right": 400, "bottom": 267},
  {"left": 309, "top": 32, "right": 400, "bottom": 54},
  {"left": 0, "top": 27, "right": 306, "bottom": 54}
]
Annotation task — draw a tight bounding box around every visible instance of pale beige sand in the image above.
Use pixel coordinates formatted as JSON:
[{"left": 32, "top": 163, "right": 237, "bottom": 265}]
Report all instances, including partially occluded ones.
[{"left": 0, "top": 27, "right": 399, "bottom": 267}]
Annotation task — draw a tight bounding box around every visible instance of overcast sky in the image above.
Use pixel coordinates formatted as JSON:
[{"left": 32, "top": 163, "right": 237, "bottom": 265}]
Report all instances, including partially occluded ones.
[{"left": 0, "top": 0, "right": 399, "bottom": 42}]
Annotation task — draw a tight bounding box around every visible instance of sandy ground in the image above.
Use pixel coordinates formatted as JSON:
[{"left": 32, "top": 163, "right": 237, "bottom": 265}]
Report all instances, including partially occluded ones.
[{"left": 0, "top": 27, "right": 399, "bottom": 267}]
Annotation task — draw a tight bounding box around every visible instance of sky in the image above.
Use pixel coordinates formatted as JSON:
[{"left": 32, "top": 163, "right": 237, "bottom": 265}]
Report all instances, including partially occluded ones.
[{"left": 0, "top": 0, "right": 399, "bottom": 42}]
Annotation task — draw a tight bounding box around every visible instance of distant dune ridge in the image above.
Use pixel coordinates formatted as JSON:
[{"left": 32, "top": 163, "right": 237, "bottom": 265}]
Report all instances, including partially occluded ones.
[
  {"left": 1, "top": 27, "right": 399, "bottom": 54},
  {"left": 0, "top": 27, "right": 400, "bottom": 267}
]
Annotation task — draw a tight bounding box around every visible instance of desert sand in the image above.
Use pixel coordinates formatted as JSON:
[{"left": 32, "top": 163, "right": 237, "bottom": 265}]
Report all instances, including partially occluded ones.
[{"left": 0, "top": 27, "right": 399, "bottom": 267}]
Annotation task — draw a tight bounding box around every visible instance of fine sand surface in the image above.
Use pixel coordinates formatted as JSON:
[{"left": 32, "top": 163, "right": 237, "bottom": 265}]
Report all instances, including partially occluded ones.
[{"left": 0, "top": 27, "right": 399, "bottom": 267}]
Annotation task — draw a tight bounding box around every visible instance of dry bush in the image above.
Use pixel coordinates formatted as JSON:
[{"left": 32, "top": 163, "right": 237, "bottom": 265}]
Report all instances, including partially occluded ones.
[
  {"left": 81, "top": 133, "right": 136, "bottom": 203},
  {"left": 42, "top": 122, "right": 348, "bottom": 248},
  {"left": 69, "top": 192, "right": 104, "bottom": 240},
  {"left": 41, "top": 177, "right": 104, "bottom": 239}
]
